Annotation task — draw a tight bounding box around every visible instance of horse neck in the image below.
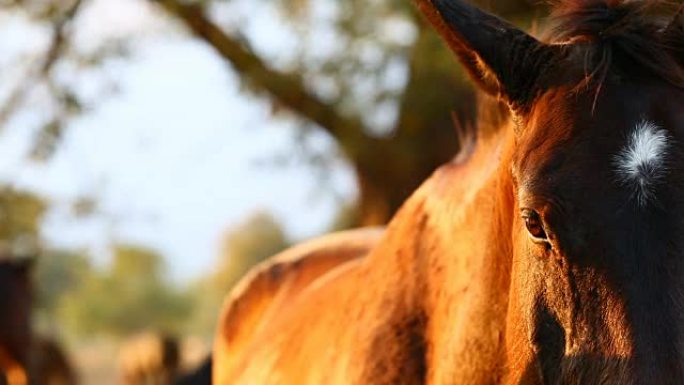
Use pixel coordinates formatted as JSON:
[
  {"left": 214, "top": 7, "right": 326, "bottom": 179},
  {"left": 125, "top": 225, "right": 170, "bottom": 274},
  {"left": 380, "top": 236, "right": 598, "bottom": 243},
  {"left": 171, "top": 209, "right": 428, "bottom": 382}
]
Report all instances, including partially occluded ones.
[
  {"left": 364, "top": 125, "right": 517, "bottom": 381},
  {"left": 367, "top": 123, "right": 517, "bottom": 318}
]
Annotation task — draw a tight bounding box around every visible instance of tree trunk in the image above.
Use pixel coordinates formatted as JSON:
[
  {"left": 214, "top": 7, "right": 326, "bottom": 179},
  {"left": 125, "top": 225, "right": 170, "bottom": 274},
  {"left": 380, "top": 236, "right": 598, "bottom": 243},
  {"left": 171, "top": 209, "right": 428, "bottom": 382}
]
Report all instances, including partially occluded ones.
[{"left": 352, "top": 21, "right": 474, "bottom": 225}]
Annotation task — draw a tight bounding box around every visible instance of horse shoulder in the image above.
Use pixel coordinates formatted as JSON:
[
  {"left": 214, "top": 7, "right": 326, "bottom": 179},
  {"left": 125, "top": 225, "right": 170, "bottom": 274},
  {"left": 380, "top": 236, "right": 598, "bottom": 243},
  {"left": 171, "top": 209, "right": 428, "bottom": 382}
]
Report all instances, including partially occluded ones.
[{"left": 214, "top": 227, "right": 384, "bottom": 361}]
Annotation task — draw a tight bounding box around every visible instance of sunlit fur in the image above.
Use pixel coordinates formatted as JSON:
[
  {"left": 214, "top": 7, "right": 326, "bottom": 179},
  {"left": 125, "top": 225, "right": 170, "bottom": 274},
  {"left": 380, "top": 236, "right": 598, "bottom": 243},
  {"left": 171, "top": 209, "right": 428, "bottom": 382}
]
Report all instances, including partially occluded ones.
[
  {"left": 0, "top": 346, "right": 27, "bottom": 385},
  {"left": 212, "top": 1, "right": 684, "bottom": 384},
  {"left": 213, "top": 229, "right": 385, "bottom": 385}
]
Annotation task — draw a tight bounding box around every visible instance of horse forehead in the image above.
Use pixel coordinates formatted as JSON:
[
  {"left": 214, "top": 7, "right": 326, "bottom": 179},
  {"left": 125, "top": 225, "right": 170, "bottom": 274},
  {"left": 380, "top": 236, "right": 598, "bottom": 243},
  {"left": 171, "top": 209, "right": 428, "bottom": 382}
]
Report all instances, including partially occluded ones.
[{"left": 614, "top": 120, "right": 670, "bottom": 206}]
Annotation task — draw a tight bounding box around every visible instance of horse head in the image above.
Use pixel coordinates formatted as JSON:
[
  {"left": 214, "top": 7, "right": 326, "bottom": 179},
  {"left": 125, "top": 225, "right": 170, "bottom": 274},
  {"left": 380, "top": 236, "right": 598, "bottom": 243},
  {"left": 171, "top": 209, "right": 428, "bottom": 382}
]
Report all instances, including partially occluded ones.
[{"left": 417, "top": 1, "right": 684, "bottom": 383}]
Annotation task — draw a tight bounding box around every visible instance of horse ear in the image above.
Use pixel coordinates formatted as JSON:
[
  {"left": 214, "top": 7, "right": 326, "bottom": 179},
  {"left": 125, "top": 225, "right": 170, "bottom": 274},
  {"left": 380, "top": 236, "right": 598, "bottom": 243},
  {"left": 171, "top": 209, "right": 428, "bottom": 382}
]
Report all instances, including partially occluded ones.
[{"left": 415, "top": 0, "right": 556, "bottom": 108}]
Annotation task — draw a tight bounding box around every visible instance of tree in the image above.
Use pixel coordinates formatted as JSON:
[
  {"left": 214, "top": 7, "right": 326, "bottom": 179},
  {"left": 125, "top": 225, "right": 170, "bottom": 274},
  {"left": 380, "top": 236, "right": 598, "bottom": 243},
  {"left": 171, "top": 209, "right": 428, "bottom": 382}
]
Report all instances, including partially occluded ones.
[
  {"left": 0, "top": 186, "right": 46, "bottom": 256},
  {"left": 189, "top": 211, "right": 288, "bottom": 336},
  {"left": 152, "top": 0, "right": 544, "bottom": 225},
  {"left": 58, "top": 244, "right": 193, "bottom": 338},
  {"left": 0, "top": 0, "right": 545, "bottom": 225},
  {"left": 33, "top": 249, "right": 90, "bottom": 333},
  {"left": 215, "top": 211, "right": 288, "bottom": 290}
]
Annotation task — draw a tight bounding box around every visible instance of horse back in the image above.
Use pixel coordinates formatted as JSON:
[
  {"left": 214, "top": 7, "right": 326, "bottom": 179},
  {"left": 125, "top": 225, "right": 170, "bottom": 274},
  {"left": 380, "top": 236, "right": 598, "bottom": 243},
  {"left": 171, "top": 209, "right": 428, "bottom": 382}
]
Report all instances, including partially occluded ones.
[{"left": 214, "top": 227, "right": 384, "bottom": 381}]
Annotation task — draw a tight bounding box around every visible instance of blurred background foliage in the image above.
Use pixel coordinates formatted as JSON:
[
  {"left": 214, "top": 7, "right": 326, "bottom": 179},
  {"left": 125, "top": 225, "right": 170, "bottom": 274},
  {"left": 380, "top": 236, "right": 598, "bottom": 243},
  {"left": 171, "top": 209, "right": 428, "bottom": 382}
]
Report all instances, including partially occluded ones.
[
  {"left": 0, "top": 185, "right": 45, "bottom": 255},
  {"left": 188, "top": 211, "right": 289, "bottom": 336},
  {"left": 0, "top": 182, "right": 289, "bottom": 347},
  {"left": 1, "top": 0, "right": 545, "bottom": 225},
  {"left": 30, "top": 212, "right": 289, "bottom": 341},
  {"left": 0, "top": 0, "right": 548, "bottom": 381},
  {"left": 55, "top": 244, "right": 193, "bottom": 338}
]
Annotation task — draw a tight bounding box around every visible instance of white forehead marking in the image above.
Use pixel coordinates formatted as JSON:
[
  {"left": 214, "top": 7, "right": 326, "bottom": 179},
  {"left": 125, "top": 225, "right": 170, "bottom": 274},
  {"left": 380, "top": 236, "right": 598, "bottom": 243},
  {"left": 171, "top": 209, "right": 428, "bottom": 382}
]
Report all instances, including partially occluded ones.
[{"left": 614, "top": 120, "right": 669, "bottom": 206}]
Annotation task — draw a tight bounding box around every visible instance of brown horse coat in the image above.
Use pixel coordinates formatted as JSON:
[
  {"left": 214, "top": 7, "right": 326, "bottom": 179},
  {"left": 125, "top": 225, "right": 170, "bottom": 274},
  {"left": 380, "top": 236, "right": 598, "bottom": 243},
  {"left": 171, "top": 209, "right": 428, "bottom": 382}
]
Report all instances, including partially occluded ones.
[
  {"left": 214, "top": 228, "right": 385, "bottom": 384},
  {"left": 213, "top": 130, "right": 513, "bottom": 384},
  {"left": 213, "top": 1, "right": 684, "bottom": 384}
]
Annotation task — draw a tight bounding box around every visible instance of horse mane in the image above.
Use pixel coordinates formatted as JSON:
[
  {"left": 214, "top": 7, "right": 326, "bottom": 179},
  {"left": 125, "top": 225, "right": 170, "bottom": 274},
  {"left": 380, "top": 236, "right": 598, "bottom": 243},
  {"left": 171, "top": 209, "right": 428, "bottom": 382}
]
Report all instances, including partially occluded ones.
[{"left": 547, "top": 0, "right": 684, "bottom": 89}]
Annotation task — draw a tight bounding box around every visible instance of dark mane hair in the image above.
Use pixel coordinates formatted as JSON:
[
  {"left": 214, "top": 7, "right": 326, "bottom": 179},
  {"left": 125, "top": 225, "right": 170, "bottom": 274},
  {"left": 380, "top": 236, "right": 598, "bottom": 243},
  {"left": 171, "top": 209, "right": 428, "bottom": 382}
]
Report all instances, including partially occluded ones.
[{"left": 546, "top": 0, "right": 684, "bottom": 89}]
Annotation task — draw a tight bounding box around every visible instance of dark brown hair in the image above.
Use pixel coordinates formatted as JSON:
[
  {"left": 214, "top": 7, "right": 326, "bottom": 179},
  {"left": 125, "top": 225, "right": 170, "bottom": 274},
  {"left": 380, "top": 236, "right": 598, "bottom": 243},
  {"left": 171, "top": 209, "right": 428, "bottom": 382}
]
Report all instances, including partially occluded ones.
[{"left": 547, "top": 0, "right": 684, "bottom": 89}]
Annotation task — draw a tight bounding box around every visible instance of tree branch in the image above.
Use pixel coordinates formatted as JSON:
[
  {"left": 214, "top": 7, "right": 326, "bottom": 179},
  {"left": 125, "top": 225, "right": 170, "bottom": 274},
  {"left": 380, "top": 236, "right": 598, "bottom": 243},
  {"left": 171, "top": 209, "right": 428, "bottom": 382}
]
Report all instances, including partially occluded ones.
[
  {"left": 153, "top": 0, "right": 372, "bottom": 156},
  {"left": 0, "top": 0, "right": 84, "bottom": 131}
]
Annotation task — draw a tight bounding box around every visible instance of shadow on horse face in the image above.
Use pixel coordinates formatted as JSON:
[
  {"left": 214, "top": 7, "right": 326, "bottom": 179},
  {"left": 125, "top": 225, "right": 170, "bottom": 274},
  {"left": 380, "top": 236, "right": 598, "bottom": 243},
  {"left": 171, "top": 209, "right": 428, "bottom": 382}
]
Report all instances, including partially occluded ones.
[
  {"left": 517, "top": 353, "right": 632, "bottom": 385},
  {"left": 507, "top": 80, "right": 684, "bottom": 384}
]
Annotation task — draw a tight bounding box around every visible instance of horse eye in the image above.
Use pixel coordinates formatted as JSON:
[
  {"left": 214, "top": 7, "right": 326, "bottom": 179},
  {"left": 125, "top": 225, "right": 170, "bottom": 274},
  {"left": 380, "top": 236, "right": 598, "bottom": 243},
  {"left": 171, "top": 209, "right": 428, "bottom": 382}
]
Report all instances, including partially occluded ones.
[{"left": 521, "top": 209, "right": 547, "bottom": 240}]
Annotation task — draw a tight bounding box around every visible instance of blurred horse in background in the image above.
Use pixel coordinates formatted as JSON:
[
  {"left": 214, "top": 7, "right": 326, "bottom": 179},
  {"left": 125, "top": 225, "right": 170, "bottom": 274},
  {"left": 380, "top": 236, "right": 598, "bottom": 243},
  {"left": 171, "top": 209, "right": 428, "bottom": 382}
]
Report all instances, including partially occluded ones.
[
  {"left": 0, "top": 254, "right": 79, "bottom": 385},
  {"left": 0, "top": 258, "right": 32, "bottom": 385},
  {"left": 212, "top": 0, "right": 684, "bottom": 384},
  {"left": 119, "top": 332, "right": 180, "bottom": 385},
  {"left": 28, "top": 336, "right": 77, "bottom": 385},
  {"left": 119, "top": 334, "right": 212, "bottom": 385}
]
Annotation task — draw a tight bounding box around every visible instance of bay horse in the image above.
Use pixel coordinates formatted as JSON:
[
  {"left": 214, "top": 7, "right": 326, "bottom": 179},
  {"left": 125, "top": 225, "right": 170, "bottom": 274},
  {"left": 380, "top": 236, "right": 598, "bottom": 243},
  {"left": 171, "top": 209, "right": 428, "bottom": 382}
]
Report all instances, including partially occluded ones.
[
  {"left": 0, "top": 258, "right": 32, "bottom": 385},
  {"left": 213, "top": 0, "right": 684, "bottom": 384},
  {"left": 29, "top": 336, "right": 78, "bottom": 385},
  {"left": 119, "top": 331, "right": 180, "bottom": 385}
]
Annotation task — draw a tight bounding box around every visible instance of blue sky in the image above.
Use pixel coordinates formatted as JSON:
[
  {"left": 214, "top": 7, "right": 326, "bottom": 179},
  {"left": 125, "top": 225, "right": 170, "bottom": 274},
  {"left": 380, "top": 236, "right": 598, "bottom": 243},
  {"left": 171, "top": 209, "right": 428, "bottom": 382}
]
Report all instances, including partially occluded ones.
[{"left": 0, "top": 0, "right": 357, "bottom": 281}]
